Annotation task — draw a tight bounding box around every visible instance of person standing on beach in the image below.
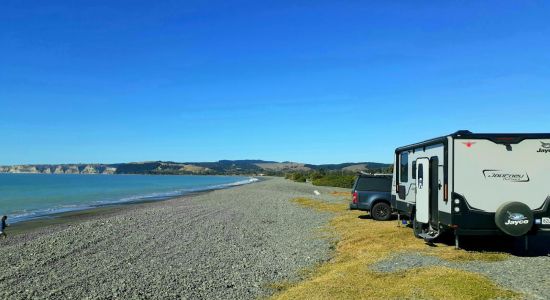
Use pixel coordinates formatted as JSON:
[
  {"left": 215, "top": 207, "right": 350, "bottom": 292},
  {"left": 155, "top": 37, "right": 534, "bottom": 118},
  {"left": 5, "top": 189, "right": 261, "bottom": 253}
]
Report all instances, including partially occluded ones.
[{"left": 0, "top": 216, "right": 8, "bottom": 239}]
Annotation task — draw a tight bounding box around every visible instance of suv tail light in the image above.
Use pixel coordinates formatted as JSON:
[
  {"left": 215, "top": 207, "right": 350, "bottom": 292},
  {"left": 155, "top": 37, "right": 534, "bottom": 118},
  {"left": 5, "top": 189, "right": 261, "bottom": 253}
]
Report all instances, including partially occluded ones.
[{"left": 352, "top": 191, "right": 358, "bottom": 204}]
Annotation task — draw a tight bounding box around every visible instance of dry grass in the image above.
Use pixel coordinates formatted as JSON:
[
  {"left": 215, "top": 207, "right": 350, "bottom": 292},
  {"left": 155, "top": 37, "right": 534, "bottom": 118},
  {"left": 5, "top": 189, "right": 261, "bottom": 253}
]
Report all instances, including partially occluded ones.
[
  {"left": 272, "top": 197, "right": 518, "bottom": 300},
  {"left": 430, "top": 249, "right": 509, "bottom": 262},
  {"left": 292, "top": 197, "right": 348, "bottom": 213},
  {"left": 330, "top": 191, "right": 352, "bottom": 197}
]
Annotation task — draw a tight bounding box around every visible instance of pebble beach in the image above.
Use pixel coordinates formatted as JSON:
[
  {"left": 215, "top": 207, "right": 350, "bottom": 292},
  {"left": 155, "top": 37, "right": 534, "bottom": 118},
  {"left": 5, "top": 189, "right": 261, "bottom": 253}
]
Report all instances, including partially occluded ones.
[{"left": 0, "top": 177, "right": 344, "bottom": 299}]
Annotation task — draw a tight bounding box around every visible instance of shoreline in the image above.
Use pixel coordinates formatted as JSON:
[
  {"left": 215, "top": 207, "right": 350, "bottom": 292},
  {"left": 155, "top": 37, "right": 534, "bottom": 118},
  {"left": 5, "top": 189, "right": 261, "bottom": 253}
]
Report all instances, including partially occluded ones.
[
  {"left": 8, "top": 190, "right": 209, "bottom": 238},
  {"left": 0, "top": 177, "right": 344, "bottom": 298},
  {"left": 7, "top": 176, "right": 264, "bottom": 237}
]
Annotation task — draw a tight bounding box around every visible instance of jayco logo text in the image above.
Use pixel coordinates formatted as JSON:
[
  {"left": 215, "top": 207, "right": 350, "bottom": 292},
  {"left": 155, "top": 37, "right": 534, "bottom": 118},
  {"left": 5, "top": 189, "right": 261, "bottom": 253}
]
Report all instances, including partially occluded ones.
[
  {"left": 505, "top": 212, "right": 529, "bottom": 226},
  {"left": 483, "top": 170, "right": 530, "bottom": 182},
  {"left": 538, "top": 141, "right": 550, "bottom": 153}
]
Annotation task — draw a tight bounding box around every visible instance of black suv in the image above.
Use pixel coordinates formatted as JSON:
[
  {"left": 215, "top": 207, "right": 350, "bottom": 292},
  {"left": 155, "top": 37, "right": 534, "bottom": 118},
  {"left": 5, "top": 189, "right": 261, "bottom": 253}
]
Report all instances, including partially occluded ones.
[{"left": 349, "top": 174, "right": 393, "bottom": 221}]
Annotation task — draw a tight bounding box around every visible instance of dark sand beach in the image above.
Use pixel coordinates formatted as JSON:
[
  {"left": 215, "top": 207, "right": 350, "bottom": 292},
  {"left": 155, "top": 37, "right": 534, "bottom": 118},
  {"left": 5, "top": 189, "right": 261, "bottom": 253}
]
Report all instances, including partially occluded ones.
[{"left": 0, "top": 177, "right": 346, "bottom": 299}]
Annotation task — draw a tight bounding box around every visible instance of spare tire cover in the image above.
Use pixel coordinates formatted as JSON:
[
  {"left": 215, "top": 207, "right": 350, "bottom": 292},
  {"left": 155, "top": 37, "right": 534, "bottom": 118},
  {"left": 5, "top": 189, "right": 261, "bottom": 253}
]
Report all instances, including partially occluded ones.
[{"left": 495, "top": 202, "right": 534, "bottom": 237}]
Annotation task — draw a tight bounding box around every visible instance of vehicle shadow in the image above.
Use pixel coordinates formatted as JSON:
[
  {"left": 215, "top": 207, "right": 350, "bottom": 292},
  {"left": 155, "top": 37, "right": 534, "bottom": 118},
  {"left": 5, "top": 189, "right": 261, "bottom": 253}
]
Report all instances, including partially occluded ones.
[
  {"left": 437, "top": 232, "right": 550, "bottom": 257},
  {"left": 358, "top": 214, "right": 398, "bottom": 221},
  {"left": 357, "top": 214, "right": 550, "bottom": 256}
]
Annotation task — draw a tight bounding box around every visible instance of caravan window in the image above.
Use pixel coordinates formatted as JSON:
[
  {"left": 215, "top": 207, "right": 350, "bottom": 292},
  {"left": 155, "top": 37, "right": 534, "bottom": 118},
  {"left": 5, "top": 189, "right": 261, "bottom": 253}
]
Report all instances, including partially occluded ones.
[
  {"left": 412, "top": 160, "right": 417, "bottom": 180},
  {"left": 400, "top": 152, "right": 409, "bottom": 182},
  {"left": 417, "top": 163, "right": 424, "bottom": 188}
]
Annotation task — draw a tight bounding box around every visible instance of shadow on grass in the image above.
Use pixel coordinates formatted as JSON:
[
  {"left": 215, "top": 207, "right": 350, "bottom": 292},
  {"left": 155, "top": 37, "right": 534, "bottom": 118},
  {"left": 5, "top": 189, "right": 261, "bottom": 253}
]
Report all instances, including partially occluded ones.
[
  {"left": 438, "top": 234, "right": 550, "bottom": 257},
  {"left": 357, "top": 214, "right": 550, "bottom": 257},
  {"left": 357, "top": 214, "right": 398, "bottom": 221}
]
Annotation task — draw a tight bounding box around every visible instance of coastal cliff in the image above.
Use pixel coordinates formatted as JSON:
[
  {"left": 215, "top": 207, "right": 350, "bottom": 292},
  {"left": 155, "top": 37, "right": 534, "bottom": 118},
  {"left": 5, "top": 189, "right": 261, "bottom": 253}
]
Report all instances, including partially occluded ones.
[
  {"left": 0, "top": 165, "right": 117, "bottom": 175},
  {"left": 0, "top": 160, "right": 392, "bottom": 175}
]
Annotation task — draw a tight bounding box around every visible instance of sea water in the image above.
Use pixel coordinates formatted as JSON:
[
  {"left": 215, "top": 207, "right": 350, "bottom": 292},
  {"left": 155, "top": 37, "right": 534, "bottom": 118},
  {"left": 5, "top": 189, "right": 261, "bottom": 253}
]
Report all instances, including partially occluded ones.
[{"left": 0, "top": 173, "right": 257, "bottom": 223}]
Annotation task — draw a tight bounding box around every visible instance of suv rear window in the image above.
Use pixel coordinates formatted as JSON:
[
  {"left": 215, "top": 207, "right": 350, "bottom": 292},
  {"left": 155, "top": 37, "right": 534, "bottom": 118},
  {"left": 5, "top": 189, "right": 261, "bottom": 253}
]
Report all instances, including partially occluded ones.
[{"left": 354, "top": 177, "right": 391, "bottom": 192}]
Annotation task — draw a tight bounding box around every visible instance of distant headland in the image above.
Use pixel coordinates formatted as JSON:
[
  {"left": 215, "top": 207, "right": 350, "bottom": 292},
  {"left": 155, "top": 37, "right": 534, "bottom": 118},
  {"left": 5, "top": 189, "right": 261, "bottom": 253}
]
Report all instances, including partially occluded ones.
[{"left": 0, "top": 160, "right": 392, "bottom": 176}]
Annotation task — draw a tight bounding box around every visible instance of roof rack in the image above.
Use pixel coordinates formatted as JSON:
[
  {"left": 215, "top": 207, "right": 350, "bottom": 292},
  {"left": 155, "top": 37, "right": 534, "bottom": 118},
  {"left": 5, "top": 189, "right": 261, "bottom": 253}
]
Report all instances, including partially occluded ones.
[{"left": 358, "top": 171, "right": 392, "bottom": 177}]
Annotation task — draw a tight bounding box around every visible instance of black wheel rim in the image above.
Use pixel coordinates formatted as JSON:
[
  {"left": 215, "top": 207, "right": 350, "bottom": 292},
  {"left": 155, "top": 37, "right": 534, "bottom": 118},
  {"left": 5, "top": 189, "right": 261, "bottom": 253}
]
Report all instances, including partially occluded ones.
[{"left": 375, "top": 205, "right": 389, "bottom": 218}]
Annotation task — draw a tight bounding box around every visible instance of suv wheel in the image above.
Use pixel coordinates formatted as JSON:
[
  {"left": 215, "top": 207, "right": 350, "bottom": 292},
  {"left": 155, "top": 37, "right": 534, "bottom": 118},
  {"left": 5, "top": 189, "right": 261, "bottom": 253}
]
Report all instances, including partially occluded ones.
[{"left": 371, "top": 202, "right": 391, "bottom": 221}]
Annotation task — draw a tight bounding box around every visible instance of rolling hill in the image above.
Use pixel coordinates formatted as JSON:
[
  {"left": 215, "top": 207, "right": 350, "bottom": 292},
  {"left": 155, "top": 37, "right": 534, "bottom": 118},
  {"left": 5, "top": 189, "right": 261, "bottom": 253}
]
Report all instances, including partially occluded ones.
[{"left": 0, "top": 160, "right": 392, "bottom": 175}]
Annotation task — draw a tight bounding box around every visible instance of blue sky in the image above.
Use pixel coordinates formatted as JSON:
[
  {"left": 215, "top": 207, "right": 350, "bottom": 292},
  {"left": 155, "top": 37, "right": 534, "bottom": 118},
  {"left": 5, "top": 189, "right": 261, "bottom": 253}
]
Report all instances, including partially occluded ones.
[{"left": 1, "top": 1, "right": 549, "bottom": 165}]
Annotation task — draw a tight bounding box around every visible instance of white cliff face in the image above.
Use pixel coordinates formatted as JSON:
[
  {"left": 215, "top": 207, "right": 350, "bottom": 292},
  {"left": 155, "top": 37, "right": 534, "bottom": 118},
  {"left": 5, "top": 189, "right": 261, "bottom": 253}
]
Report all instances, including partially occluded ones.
[
  {"left": 65, "top": 166, "right": 80, "bottom": 174},
  {"left": 81, "top": 165, "right": 98, "bottom": 174},
  {"left": 102, "top": 167, "right": 116, "bottom": 175},
  {"left": 7, "top": 166, "right": 39, "bottom": 173},
  {"left": 0, "top": 164, "right": 117, "bottom": 174}
]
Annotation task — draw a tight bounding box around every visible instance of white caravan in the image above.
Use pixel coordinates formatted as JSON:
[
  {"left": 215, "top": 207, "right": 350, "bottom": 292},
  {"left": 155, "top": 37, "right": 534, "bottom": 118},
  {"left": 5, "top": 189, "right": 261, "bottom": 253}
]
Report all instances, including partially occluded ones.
[{"left": 390, "top": 131, "right": 550, "bottom": 248}]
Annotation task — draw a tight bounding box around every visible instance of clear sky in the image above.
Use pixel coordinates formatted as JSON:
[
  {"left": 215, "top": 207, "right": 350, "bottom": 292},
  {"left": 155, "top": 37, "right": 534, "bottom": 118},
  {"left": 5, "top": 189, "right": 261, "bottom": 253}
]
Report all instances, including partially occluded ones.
[{"left": 1, "top": 1, "right": 549, "bottom": 165}]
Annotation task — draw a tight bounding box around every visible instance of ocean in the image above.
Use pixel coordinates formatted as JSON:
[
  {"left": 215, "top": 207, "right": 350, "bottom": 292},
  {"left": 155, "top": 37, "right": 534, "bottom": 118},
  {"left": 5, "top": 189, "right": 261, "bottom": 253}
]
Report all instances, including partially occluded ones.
[{"left": 0, "top": 173, "right": 257, "bottom": 223}]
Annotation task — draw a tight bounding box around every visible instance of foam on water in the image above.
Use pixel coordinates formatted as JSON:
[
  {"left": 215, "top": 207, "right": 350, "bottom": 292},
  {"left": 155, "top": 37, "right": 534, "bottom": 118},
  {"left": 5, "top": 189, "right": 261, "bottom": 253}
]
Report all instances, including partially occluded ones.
[{"left": 0, "top": 174, "right": 258, "bottom": 224}]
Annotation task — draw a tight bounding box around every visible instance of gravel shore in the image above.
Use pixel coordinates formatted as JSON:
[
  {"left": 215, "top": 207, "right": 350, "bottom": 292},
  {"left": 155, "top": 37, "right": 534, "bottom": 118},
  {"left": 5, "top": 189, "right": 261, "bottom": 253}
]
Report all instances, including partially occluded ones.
[
  {"left": 0, "top": 177, "right": 346, "bottom": 299},
  {"left": 6, "top": 176, "right": 545, "bottom": 299}
]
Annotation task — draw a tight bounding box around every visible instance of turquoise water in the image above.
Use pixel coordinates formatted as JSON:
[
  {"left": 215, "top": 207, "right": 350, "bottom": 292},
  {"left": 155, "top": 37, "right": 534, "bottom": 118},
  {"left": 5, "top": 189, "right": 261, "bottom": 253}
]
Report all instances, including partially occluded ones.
[{"left": 0, "top": 174, "right": 257, "bottom": 223}]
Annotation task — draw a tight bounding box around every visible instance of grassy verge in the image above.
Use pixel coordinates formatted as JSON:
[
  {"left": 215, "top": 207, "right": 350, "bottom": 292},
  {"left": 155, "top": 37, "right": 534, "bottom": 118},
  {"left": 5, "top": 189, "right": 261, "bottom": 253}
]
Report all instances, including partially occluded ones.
[{"left": 271, "top": 196, "right": 518, "bottom": 300}]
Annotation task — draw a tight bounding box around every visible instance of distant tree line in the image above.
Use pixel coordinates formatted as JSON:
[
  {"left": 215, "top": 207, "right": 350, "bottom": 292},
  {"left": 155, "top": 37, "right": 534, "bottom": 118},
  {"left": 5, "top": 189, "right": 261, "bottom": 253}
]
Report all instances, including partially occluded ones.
[
  {"left": 284, "top": 166, "right": 393, "bottom": 189},
  {"left": 91, "top": 161, "right": 394, "bottom": 183}
]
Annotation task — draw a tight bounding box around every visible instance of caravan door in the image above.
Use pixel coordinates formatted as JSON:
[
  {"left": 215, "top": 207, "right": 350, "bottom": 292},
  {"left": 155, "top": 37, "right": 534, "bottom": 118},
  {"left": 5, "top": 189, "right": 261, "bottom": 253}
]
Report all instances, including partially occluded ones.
[{"left": 415, "top": 158, "right": 430, "bottom": 223}]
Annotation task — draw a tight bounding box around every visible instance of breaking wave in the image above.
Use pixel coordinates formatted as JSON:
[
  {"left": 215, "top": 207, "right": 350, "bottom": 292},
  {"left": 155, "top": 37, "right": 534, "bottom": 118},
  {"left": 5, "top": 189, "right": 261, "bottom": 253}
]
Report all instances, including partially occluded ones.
[{"left": 7, "top": 176, "right": 259, "bottom": 224}]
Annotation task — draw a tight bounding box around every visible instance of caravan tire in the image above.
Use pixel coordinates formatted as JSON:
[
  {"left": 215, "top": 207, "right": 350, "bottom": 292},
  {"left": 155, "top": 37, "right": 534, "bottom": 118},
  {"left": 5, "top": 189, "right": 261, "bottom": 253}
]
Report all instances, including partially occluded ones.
[{"left": 495, "top": 202, "right": 534, "bottom": 237}]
